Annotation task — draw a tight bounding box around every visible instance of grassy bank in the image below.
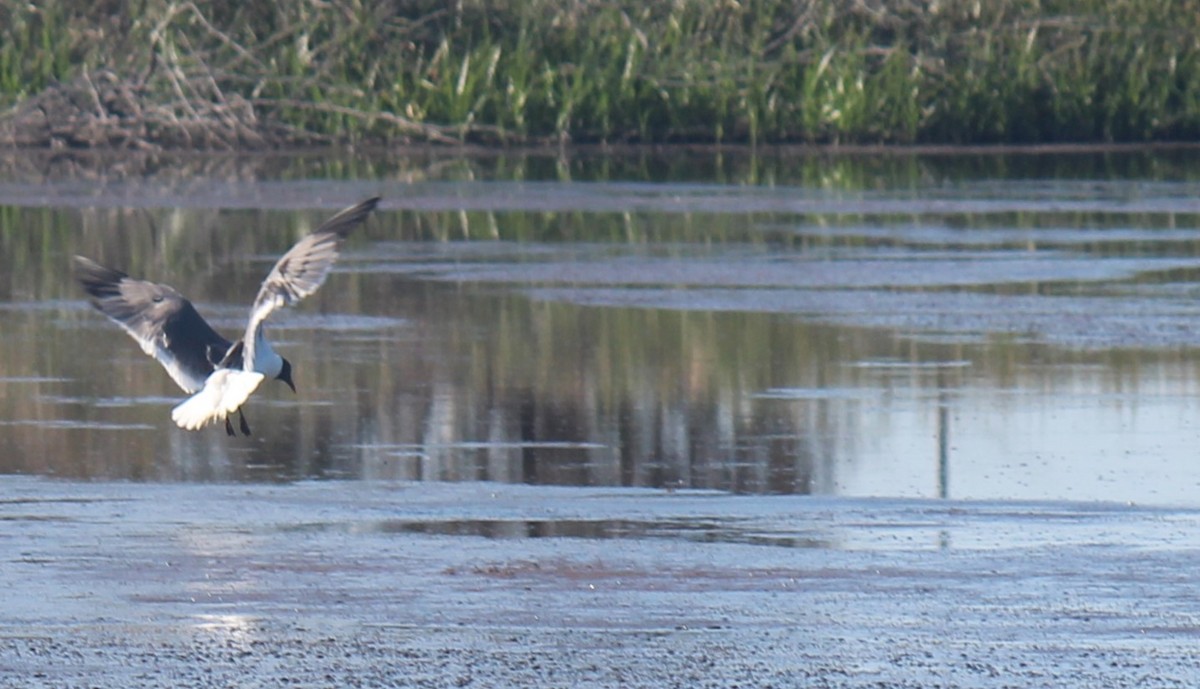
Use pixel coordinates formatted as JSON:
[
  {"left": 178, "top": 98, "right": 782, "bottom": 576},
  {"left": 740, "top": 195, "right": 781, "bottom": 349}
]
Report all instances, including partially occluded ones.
[{"left": 2, "top": 0, "right": 1199, "bottom": 148}]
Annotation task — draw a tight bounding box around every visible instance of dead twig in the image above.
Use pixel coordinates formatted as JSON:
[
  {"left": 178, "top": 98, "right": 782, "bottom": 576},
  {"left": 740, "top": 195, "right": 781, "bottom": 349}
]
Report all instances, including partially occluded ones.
[{"left": 250, "top": 97, "right": 508, "bottom": 144}]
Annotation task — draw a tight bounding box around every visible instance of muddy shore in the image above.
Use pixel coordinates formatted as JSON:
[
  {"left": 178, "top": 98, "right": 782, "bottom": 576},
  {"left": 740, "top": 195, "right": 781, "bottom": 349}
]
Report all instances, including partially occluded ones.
[{"left": 2, "top": 477, "right": 1198, "bottom": 688}]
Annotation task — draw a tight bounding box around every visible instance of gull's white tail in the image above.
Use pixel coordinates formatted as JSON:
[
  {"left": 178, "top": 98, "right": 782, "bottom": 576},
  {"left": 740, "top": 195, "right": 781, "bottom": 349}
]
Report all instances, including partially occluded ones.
[{"left": 171, "top": 369, "right": 265, "bottom": 430}]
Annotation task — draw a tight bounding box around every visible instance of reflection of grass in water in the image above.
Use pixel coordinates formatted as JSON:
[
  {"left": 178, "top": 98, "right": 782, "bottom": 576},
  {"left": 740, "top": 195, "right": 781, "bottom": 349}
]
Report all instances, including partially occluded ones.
[
  {"left": 469, "top": 298, "right": 886, "bottom": 491},
  {"left": 6, "top": 169, "right": 1200, "bottom": 485}
]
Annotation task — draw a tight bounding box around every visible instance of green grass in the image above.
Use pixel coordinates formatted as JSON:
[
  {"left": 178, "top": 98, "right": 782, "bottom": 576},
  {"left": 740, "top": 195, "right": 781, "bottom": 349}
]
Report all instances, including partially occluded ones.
[
  {"left": 0, "top": 2, "right": 76, "bottom": 101},
  {"left": 2, "top": 0, "right": 1200, "bottom": 147}
]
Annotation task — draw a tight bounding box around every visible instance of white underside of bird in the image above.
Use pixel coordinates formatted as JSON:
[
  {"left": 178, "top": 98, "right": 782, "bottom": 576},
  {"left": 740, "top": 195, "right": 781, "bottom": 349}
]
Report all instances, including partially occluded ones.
[
  {"left": 171, "top": 369, "right": 266, "bottom": 430},
  {"left": 169, "top": 333, "right": 282, "bottom": 431}
]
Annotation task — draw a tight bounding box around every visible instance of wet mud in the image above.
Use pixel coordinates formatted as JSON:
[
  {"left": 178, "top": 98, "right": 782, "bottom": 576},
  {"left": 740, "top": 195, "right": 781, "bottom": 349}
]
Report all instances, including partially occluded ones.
[{"left": 3, "top": 478, "right": 1200, "bottom": 688}]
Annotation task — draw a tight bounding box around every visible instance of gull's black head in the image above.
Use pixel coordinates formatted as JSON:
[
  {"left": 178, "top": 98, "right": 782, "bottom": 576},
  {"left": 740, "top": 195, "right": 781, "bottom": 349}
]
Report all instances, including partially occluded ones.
[{"left": 277, "top": 358, "right": 296, "bottom": 393}]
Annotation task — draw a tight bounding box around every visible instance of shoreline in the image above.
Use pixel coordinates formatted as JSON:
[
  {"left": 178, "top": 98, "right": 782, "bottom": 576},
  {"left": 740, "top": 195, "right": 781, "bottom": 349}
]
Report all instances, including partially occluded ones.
[{"left": 7, "top": 139, "right": 1200, "bottom": 158}]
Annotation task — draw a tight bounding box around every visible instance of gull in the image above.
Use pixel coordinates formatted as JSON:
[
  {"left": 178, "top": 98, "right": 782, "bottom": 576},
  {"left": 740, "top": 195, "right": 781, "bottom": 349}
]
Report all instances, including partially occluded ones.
[{"left": 73, "top": 196, "right": 381, "bottom": 436}]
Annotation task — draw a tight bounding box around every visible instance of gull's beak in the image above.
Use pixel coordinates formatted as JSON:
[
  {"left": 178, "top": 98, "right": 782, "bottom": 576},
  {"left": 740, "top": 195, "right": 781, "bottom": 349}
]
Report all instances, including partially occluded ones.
[{"left": 278, "top": 359, "right": 297, "bottom": 393}]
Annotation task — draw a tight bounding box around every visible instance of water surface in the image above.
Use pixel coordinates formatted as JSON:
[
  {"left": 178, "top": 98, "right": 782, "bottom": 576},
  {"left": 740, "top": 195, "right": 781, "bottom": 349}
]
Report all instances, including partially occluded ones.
[{"left": 3, "top": 148, "right": 1200, "bottom": 504}]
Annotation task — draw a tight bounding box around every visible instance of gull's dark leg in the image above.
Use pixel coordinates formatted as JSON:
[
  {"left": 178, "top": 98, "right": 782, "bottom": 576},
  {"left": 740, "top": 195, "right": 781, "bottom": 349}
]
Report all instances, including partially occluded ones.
[
  {"left": 224, "top": 417, "right": 236, "bottom": 437},
  {"left": 238, "top": 408, "right": 252, "bottom": 436}
]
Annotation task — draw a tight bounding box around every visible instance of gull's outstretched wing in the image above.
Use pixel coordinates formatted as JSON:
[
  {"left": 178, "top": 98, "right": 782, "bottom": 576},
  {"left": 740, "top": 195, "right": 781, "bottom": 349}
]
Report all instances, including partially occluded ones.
[
  {"left": 242, "top": 197, "right": 381, "bottom": 368},
  {"left": 73, "top": 256, "right": 233, "bottom": 393}
]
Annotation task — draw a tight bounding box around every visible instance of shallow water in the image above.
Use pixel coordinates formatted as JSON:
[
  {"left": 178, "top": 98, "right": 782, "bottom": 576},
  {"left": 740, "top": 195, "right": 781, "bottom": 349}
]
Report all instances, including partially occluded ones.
[{"left": 3, "top": 148, "right": 1200, "bottom": 505}]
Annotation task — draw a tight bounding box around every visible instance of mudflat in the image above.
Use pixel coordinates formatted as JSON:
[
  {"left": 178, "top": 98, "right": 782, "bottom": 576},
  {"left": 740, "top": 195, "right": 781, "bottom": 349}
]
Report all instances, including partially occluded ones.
[{"left": 2, "top": 477, "right": 1198, "bottom": 688}]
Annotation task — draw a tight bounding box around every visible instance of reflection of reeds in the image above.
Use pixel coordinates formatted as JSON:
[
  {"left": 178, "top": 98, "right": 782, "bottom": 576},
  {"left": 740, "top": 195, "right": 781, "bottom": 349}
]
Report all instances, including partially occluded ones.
[
  {"left": 0, "top": 205, "right": 875, "bottom": 487},
  {"left": 2, "top": 1, "right": 1199, "bottom": 147},
  {"left": 0, "top": 145, "right": 1196, "bottom": 193},
  {"left": 4, "top": 161, "right": 1198, "bottom": 488}
]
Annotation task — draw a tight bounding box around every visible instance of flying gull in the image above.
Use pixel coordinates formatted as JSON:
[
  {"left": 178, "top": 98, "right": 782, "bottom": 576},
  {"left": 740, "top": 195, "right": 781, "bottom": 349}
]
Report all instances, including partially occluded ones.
[{"left": 73, "top": 196, "right": 381, "bottom": 436}]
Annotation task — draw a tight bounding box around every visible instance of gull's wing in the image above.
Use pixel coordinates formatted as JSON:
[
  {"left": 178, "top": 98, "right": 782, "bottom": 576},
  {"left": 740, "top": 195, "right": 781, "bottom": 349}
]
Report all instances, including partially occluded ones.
[
  {"left": 242, "top": 197, "right": 381, "bottom": 367},
  {"left": 171, "top": 369, "right": 265, "bottom": 430},
  {"left": 73, "top": 256, "right": 233, "bottom": 393}
]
